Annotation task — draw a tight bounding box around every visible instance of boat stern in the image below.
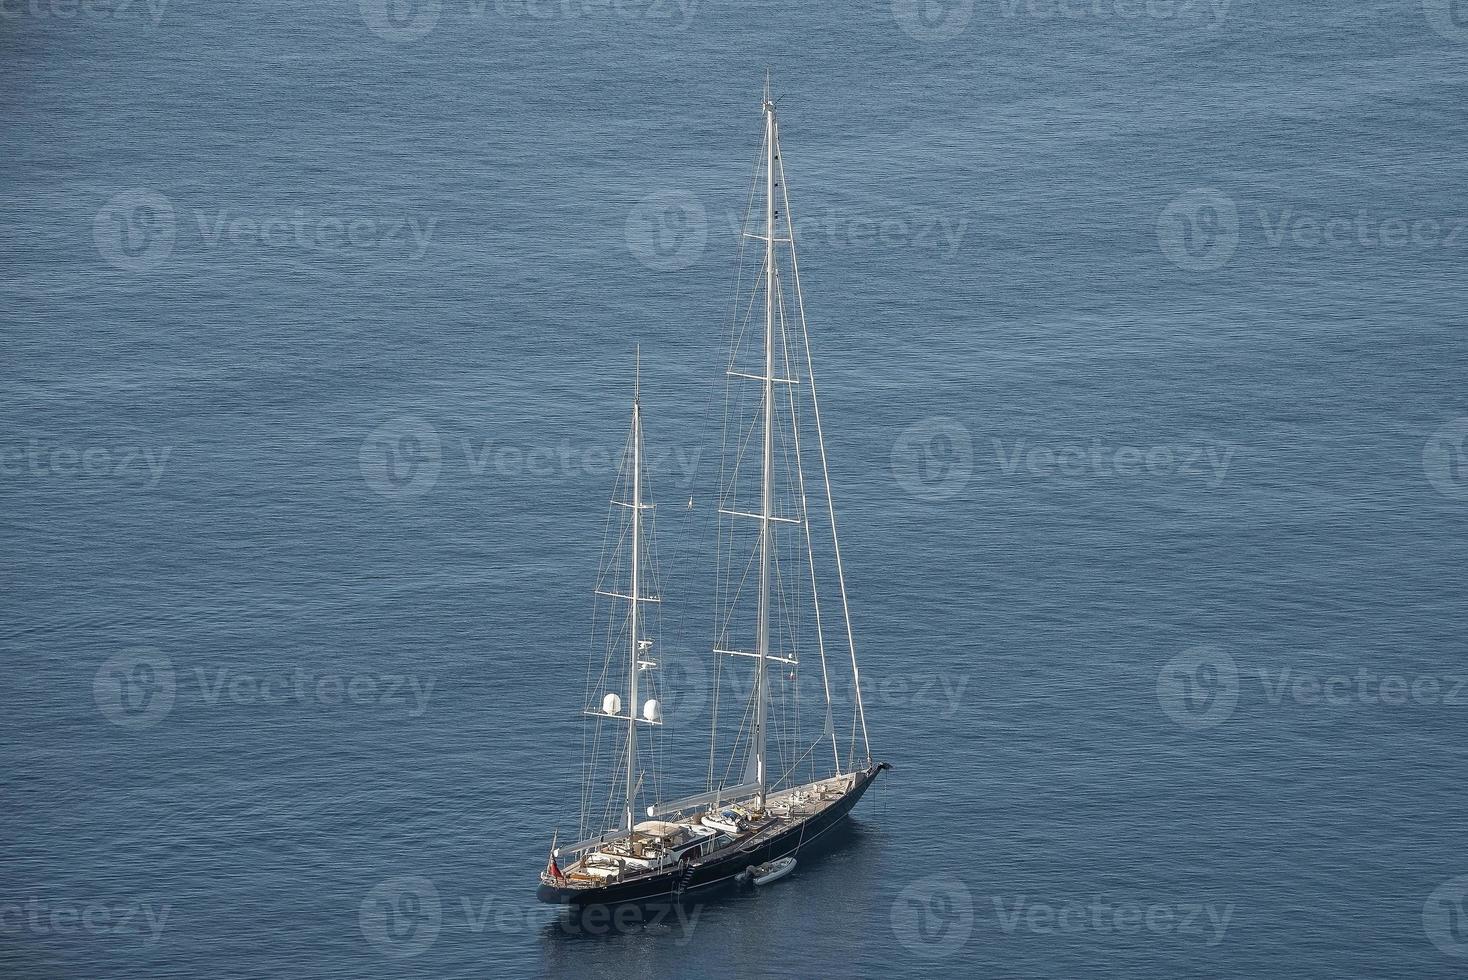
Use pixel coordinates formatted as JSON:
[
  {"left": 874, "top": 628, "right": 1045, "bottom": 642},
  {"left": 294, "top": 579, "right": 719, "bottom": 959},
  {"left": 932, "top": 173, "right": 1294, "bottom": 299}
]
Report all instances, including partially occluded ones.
[{"left": 536, "top": 878, "right": 580, "bottom": 905}]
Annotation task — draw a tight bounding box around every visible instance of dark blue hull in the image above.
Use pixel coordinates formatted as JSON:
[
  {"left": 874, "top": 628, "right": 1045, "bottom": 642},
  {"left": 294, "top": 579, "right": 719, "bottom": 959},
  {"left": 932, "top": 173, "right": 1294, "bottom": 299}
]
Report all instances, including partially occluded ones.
[{"left": 536, "top": 763, "right": 885, "bottom": 907}]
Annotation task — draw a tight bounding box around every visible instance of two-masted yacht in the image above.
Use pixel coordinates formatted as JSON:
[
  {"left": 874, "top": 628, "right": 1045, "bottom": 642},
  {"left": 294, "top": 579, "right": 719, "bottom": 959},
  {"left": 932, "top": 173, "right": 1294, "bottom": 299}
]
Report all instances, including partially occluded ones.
[{"left": 537, "top": 84, "right": 887, "bottom": 907}]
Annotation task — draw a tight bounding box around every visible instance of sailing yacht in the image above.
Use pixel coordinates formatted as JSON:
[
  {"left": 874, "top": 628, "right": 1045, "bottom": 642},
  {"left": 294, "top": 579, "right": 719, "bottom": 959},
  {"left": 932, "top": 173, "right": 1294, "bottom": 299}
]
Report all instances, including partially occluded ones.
[{"left": 537, "top": 84, "right": 887, "bottom": 907}]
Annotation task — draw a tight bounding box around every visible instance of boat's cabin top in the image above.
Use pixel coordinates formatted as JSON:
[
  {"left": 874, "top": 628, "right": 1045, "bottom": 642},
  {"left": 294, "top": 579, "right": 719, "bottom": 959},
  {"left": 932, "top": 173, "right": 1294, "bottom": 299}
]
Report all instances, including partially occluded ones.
[{"left": 553, "top": 771, "right": 863, "bottom": 886}]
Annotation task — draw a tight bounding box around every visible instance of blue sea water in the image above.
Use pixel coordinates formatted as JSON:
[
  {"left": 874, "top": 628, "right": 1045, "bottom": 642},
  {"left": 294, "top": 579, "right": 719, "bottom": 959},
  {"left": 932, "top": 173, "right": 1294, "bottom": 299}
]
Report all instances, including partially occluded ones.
[{"left": 3, "top": 0, "right": 1467, "bottom": 977}]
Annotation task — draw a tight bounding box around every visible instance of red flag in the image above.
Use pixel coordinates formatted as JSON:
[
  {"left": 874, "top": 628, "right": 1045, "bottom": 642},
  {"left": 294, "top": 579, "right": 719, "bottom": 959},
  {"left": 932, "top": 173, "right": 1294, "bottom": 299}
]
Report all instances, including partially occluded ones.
[{"left": 546, "top": 853, "right": 562, "bottom": 880}]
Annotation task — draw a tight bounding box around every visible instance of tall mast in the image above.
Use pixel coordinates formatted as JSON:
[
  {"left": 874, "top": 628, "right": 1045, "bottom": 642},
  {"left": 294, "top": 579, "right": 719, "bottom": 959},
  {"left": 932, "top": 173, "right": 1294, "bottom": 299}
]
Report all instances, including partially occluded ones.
[
  {"left": 754, "top": 79, "right": 775, "bottom": 810},
  {"left": 626, "top": 347, "right": 642, "bottom": 835}
]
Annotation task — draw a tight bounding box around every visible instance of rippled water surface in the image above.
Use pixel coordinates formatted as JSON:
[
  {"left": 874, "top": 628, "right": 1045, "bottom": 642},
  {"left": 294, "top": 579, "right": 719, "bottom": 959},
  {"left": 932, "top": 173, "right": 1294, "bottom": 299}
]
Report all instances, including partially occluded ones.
[{"left": 3, "top": 1, "right": 1467, "bottom": 977}]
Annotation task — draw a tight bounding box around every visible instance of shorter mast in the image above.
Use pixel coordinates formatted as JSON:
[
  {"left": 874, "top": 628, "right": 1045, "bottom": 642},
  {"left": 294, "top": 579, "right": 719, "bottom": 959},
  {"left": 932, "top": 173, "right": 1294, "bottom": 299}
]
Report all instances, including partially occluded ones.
[{"left": 625, "top": 348, "right": 643, "bottom": 836}]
